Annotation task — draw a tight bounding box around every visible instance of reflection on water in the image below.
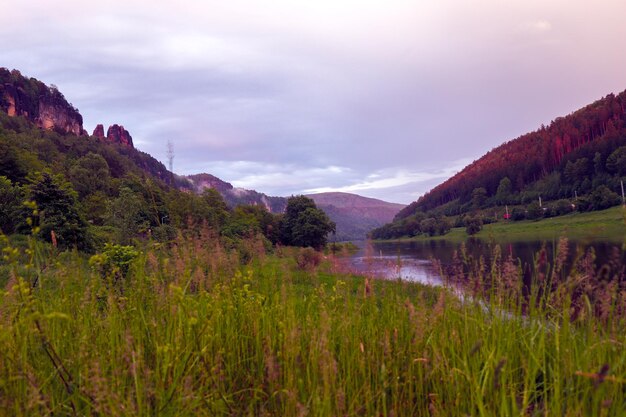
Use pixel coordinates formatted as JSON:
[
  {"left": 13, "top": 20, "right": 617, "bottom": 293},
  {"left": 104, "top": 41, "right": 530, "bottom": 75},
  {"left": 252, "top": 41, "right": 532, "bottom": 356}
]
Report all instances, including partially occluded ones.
[
  {"left": 348, "top": 254, "right": 443, "bottom": 286},
  {"left": 346, "top": 238, "right": 625, "bottom": 286}
]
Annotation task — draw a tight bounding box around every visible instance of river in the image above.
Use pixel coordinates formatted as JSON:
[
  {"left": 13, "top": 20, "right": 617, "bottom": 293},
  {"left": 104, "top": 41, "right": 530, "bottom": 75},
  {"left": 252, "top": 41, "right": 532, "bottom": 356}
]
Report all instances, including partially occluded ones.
[{"left": 346, "top": 238, "right": 625, "bottom": 286}]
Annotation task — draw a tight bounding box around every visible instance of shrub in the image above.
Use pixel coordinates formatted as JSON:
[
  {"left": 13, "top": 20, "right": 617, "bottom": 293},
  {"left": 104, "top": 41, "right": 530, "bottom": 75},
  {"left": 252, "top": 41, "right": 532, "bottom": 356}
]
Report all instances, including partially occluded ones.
[
  {"left": 465, "top": 217, "right": 483, "bottom": 235},
  {"left": 576, "top": 197, "right": 591, "bottom": 212},
  {"left": 526, "top": 202, "right": 543, "bottom": 220},
  {"left": 89, "top": 243, "right": 139, "bottom": 285},
  {"left": 152, "top": 224, "right": 178, "bottom": 243},
  {"left": 419, "top": 218, "right": 437, "bottom": 236},
  {"left": 294, "top": 247, "right": 322, "bottom": 271},
  {"left": 588, "top": 186, "right": 621, "bottom": 211},
  {"left": 435, "top": 216, "right": 453, "bottom": 235},
  {"left": 510, "top": 208, "right": 526, "bottom": 221},
  {"left": 553, "top": 199, "right": 574, "bottom": 216}
]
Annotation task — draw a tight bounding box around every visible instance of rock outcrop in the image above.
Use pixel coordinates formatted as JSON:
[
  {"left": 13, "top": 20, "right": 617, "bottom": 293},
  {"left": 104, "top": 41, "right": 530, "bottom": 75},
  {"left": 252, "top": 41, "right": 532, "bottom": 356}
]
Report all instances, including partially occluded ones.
[
  {"left": 91, "top": 123, "right": 134, "bottom": 148},
  {"left": 0, "top": 68, "right": 84, "bottom": 135},
  {"left": 92, "top": 124, "right": 105, "bottom": 138},
  {"left": 106, "top": 124, "right": 133, "bottom": 147}
]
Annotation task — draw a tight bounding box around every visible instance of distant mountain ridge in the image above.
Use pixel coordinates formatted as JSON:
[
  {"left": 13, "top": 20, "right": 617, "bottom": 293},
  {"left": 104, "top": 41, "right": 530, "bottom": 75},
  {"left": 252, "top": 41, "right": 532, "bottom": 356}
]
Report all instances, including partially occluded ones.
[
  {"left": 307, "top": 192, "right": 405, "bottom": 241},
  {"left": 183, "top": 173, "right": 288, "bottom": 213},
  {"left": 180, "top": 177, "right": 405, "bottom": 241}
]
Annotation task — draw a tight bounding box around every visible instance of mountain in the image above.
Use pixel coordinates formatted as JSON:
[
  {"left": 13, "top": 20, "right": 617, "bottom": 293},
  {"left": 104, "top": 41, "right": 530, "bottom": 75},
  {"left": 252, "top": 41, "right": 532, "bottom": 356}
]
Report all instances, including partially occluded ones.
[
  {"left": 181, "top": 178, "right": 406, "bottom": 241},
  {"left": 307, "top": 192, "right": 405, "bottom": 241},
  {"left": 1, "top": 68, "right": 136, "bottom": 148},
  {"left": 371, "top": 89, "right": 626, "bottom": 239},
  {"left": 394, "top": 89, "right": 626, "bottom": 221},
  {"left": 181, "top": 175, "right": 406, "bottom": 241},
  {"left": 183, "top": 173, "right": 288, "bottom": 213}
]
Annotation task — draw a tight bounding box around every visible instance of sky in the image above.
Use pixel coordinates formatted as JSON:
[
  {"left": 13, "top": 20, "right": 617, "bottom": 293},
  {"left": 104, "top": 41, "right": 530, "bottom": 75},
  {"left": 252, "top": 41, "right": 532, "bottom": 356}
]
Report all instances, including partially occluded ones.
[{"left": 2, "top": 0, "right": 626, "bottom": 204}]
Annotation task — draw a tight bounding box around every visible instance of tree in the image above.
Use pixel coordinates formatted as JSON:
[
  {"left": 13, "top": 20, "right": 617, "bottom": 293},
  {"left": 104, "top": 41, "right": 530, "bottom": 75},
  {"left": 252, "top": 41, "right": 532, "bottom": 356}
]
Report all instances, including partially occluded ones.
[
  {"left": 29, "top": 173, "right": 91, "bottom": 250},
  {"left": 511, "top": 208, "right": 526, "bottom": 221},
  {"left": 291, "top": 207, "right": 336, "bottom": 249},
  {"left": 166, "top": 188, "right": 228, "bottom": 230},
  {"left": 593, "top": 152, "right": 604, "bottom": 174},
  {"left": 221, "top": 206, "right": 261, "bottom": 240},
  {"left": 0, "top": 176, "right": 23, "bottom": 234},
  {"left": 108, "top": 186, "right": 148, "bottom": 244},
  {"left": 552, "top": 199, "right": 574, "bottom": 216},
  {"left": 280, "top": 195, "right": 316, "bottom": 244},
  {"left": 69, "top": 152, "right": 111, "bottom": 197},
  {"left": 606, "top": 146, "right": 626, "bottom": 175},
  {"left": 419, "top": 218, "right": 437, "bottom": 236},
  {"left": 0, "top": 141, "right": 29, "bottom": 183},
  {"left": 564, "top": 158, "right": 590, "bottom": 184},
  {"left": 280, "top": 196, "right": 335, "bottom": 249},
  {"left": 231, "top": 205, "right": 280, "bottom": 244},
  {"left": 471, "top": 188, "right": 487, "bottom": 209},
  {"left": 588, "top": 186, "right": 620, "bottom": 210},
  {"left": 81, "top": 192, "right": 109, "bottom": 226},
  {"left": 435, "top": 216, "right": 452, "bottom": 235},
  {"left": 201, "top": 188, "right": 229, "bottom": 230},
  {"left": 465, "top": 216, "right": 482, "bottom": 235},
  {"left": 526, "top": 201, "right": 542, "bottom": 220},
  {"left": 495, "top": 177, "right": 512, "bottom": 205}
]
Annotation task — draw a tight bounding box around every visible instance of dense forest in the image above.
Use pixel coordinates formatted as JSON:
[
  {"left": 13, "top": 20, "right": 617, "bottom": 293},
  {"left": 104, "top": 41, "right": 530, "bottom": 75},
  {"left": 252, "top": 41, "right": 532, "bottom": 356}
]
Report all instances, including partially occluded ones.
[
  {"left": 372, "top": 89, "right": 626, "bottom": 239},
  {"left": 0, "top": 71, "right": 335, "bottom": 253}
]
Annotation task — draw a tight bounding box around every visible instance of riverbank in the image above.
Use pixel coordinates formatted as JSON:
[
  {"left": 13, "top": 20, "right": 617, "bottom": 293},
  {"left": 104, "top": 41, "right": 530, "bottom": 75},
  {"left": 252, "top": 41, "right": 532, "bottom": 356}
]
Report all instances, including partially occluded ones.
[{"left": 379, "top": 205, "right": 626, "bottom": 243}]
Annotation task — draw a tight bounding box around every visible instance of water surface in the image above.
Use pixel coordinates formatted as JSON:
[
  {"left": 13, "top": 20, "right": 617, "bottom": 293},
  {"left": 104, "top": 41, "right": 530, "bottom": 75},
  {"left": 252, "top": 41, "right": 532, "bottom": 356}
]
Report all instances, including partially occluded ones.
[{"left": 347, "top": 238, "right": 624, "bottom": 285}]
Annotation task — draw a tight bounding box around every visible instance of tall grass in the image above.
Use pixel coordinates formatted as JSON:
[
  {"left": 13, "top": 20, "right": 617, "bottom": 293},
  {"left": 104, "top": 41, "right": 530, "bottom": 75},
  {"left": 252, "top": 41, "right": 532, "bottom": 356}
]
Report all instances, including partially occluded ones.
[{"left": 0, "top": 232, "right": 625, "bottom": 416}]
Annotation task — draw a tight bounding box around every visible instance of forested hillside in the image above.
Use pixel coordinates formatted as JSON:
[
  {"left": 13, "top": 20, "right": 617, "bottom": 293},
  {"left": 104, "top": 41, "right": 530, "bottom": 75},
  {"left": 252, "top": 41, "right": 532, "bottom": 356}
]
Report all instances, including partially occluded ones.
[
  {"left": 0, "top": 69, "right": 335, "bottom": 252},
  {"left": 373, "top": 89, "right": 626, "bottom": 239}
]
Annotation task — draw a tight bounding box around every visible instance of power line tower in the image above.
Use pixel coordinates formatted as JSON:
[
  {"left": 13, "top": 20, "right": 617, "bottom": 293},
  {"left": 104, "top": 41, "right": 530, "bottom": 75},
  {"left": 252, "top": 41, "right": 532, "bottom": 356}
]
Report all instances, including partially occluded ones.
[{"left": 166, "top": 140, "right": 174, "bottom": 173}]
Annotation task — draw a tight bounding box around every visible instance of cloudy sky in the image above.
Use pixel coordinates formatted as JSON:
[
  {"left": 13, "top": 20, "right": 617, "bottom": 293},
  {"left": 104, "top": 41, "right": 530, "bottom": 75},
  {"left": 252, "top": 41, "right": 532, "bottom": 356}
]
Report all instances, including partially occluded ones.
[{"left": 2, "top": 0, "right": 626, "bottom": 203}]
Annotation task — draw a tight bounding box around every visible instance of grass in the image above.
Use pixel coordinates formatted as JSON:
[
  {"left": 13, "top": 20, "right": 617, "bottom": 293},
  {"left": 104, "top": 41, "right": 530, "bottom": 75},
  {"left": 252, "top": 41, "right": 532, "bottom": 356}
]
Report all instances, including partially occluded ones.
[
  {"left": 1, "top": 233, "right": 626, "bottom": 415},
  {"left": 386, "top": 206, "right": 626, "bottom": 244},
  {"left": 478, "top": 206, "right": 626, "bottom": 242}
]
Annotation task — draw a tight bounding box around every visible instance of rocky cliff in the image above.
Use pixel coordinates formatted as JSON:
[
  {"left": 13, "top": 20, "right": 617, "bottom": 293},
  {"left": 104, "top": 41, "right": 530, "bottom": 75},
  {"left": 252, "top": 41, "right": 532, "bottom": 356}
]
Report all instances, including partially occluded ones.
[{"left": 0, "top": 68, "right": 84, "bottom": 135}]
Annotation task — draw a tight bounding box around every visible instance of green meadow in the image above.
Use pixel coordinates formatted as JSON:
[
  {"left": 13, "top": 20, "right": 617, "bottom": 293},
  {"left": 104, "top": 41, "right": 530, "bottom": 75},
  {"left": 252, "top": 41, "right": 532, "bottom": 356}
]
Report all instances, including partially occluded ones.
[
  {"left": 1, "top": 233, "right": 626, "bottom": 416},
  {"left": 385, "top": 206, "right": 626, "bottom": 244}
]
